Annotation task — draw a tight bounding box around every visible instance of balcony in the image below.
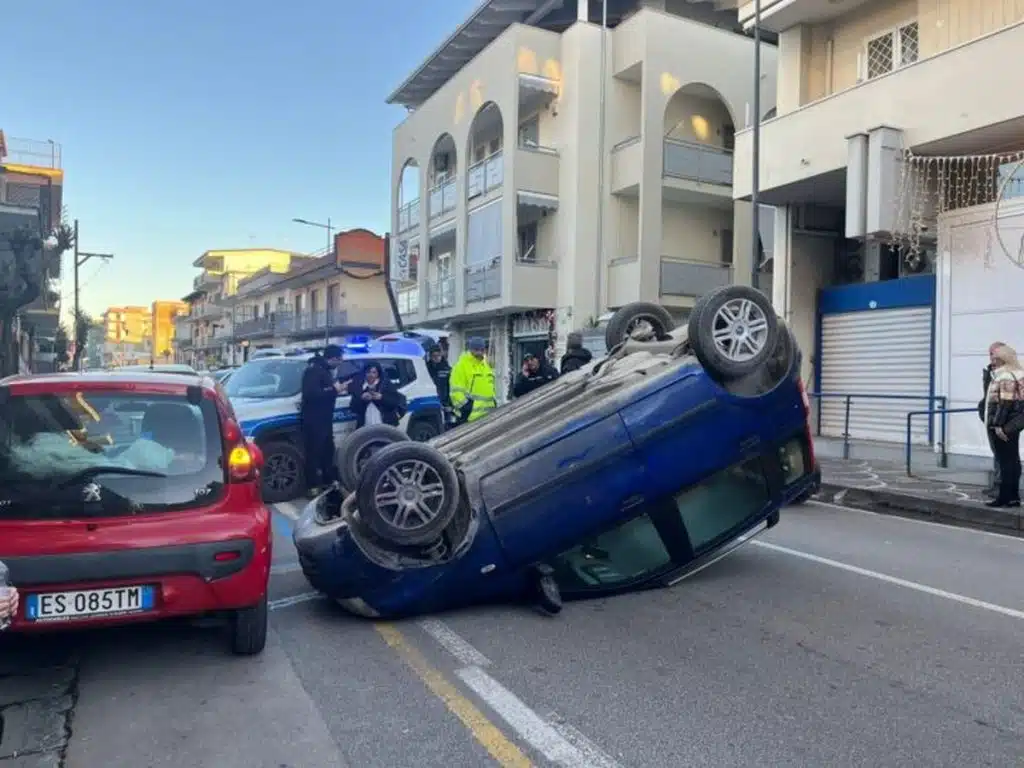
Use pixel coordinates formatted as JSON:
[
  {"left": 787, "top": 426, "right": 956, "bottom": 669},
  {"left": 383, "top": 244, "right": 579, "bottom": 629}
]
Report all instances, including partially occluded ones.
[
  {"left": 397, "top": 199, "right": 420, "bottom": 234},
  {"left": 465, "top": 261, "right": 501, "bottom": 304},
  {"left": 427, "top": 277, "right": 456, "bottom": 311},
  {"left": 397, "top": 288, "right": 419, "bottom": 316},
  {"left": 663, "top": 139, "right": 733, "bottom": 187},
  {"left": 233, "top": 312, "right": 294, "bottom": 338},
  {"left": 514, "top": 144, "right": 559, "bottom": 199},
  {"left": 659, "top": 258, "right": 733, "bottom": 297},
  {"left": 467, "top": 152, "right": 503, "bottom": 202},
  {"left": 428, "top": 180, "right": 456, "bottom": 222},
  {"left": 732, "top": 21, "right": 1024, "bottom": 200},
  {"left": 193, "top": 271, "right": 221, "bottom": 291}
]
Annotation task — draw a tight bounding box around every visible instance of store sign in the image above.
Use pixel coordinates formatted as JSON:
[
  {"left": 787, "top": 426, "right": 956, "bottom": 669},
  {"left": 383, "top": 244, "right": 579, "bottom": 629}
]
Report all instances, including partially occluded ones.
[
  {"left": 391, "top": 239, "right": 410, "bottom": 281},
  {"left": 512, "top": 313, "right": 550, "bottom": 338}
]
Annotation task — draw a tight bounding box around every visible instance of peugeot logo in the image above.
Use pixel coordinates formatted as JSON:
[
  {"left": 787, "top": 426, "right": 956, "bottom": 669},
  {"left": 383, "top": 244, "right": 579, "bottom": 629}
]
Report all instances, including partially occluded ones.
[{"left": 82, "top": 483, "right": 102, "bottom": 503}]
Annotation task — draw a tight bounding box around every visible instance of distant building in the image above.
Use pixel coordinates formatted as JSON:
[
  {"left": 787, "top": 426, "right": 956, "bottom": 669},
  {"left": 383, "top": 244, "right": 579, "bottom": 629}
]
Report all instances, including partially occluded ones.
[
  {"left": 151, "top": 299, "right": 189, "bottom": 362},
  {"left": 102, "top": 305, "right": 152, "bottom": 366}
]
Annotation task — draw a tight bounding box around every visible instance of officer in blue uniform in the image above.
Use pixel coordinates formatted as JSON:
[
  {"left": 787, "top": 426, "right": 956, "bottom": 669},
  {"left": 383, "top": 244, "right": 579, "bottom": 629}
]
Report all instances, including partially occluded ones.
[{"left": 300, "top": 344, "right": 344, "bottom": 496}]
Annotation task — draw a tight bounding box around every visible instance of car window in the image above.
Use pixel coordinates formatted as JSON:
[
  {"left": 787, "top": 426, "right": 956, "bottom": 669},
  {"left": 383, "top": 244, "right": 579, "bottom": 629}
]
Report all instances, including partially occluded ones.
[
  {"left": 335, "top": 357, "right": 416, "bottom": 388},
  {"left": 673, "top": 457, "right": 770, "bottom": 554},
  {"left": 547, "top": 513, "right": 673, "bottom": 591},
  {"left": 224, "top": 358, "right": 306, "bottom": 399},
  {"left": 0, "top": 390, "right": 226, "bottom": 519}
]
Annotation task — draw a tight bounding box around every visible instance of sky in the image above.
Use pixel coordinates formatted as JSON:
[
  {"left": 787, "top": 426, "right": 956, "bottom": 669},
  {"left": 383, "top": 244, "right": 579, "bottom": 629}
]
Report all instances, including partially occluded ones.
[{"left": 4, "top": 0, "right": 479, "bottom": 319}]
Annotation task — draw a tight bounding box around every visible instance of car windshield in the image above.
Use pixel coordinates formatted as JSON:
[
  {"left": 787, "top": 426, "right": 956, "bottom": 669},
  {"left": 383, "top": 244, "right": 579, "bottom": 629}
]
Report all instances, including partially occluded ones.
[
  {"left": 0, "top": 389, "right": 225, "bottom": 519},
  {"left": 224, "top": 358, "right": 306, "bottom": 399}
]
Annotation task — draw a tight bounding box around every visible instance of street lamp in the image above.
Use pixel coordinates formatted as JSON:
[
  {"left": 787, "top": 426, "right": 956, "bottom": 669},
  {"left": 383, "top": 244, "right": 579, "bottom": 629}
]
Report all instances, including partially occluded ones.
[{"left": 292, "top": 217, "right": 334, "bottom": 255}]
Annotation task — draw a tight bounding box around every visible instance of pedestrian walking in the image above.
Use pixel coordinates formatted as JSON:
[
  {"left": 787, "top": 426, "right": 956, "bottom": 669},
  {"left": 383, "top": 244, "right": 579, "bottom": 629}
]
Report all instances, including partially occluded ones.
[
  {"left": 560, "top": 331, "right": 593, "bottom": 374},
  {"left": 980, "top": 341, "right": 1005, "bottom": 497},
  {"left": 512, "top": 353, "right": 558, "bottom": 398},
  {"left": 348, "top": 362, "right": 405, "bottom": 428},
  {"left": 450, "top": 337, "right": 497, "bottom": 424},
  {"left": 301, "top": 344, "right": 345, "bottom": 497},
  {"left": 983, "top": 342, "right": 1024, "bottom": 508}
]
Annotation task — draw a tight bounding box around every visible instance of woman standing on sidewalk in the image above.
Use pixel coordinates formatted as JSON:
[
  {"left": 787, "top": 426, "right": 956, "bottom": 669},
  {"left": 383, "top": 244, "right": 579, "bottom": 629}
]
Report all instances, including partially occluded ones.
[{"left": 984, "top": 343, "right": 1024, "bottom": 508}]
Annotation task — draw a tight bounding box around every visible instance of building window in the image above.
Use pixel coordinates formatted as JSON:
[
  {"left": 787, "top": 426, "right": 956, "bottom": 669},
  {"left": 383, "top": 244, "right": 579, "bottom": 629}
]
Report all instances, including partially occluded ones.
[
  {"left": 720, "top": 229, "right": 733, "bottom": 266},
  {"left": 518, "top": 116, "right": 540, "bottom": 148},
  {"left": 467, "top": 202, "right": 502, "bottom": 266},
  {"left": 865, "top": 22, "right": 919, "bottom": 80},
  {"left": 517, "top": 221, "right": 538, "bottom": 263}
]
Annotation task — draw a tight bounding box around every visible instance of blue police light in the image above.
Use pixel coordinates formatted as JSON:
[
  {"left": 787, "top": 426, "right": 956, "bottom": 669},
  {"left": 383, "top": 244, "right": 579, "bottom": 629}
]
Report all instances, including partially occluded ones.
[{"left": 344, "top": 335, "right": 372, "bottom": 354}]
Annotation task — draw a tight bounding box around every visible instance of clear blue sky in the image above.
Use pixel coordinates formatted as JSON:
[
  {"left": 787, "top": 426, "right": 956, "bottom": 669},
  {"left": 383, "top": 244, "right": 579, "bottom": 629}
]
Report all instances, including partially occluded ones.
[{"left": 4, "top": 0, "right": 477, "bottom": 318}]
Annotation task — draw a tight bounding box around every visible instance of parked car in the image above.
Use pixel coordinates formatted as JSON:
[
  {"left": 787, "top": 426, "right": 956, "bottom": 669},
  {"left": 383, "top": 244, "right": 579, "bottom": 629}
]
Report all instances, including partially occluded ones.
[
  {"left": 0, "top": 370, "right": 272, "bottom": 654},
  {"left": 224, "top": 340, "right": 444, "bottom": 503},
  {"left": 293, "top": 285, "right": 820, "bottom": 618}
]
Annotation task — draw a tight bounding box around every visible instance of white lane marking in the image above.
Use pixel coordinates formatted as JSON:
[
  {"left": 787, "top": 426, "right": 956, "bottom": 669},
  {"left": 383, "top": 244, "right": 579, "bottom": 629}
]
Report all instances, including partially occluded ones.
[
  {"left": 274, "top": 501, "right": 302, "bottom": 520},
  {"left": 752, "top": 540, "right": 1024, "bottom": 621},
  {"left": 806, "top": 499, "right": 1024, "bottom": 543},
  {"left": 418, "top": 618, "right": 492, "bottom": 667},
  {"left": 458, "top": 665, "right": 622, "bottom": 768},
  {"left": 546, "top": 715, "right": 624, "bottom": 768},
  {"left": 269, "top": 592, "right": 321, "bottom": 611},
  {"left": 271, "top": 562, "right": 303, "bottom": 576}
]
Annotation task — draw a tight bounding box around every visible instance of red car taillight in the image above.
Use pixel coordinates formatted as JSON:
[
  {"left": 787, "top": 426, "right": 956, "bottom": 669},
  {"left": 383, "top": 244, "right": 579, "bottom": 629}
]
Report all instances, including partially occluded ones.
[{"left": 222, "top": 418, "right": 261, "bottom": 483}]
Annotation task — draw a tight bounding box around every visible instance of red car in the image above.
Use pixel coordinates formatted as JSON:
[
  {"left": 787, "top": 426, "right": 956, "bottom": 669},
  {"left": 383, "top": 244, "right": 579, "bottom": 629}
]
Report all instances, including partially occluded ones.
[{"left": 0, "top": 370, "right": 271, "bottom": 655}]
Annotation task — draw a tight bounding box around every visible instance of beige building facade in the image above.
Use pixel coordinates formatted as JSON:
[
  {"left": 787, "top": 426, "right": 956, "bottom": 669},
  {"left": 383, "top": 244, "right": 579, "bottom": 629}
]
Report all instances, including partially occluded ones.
[{"left": 388, "top": 0, "right": 777, "bottom": 396}]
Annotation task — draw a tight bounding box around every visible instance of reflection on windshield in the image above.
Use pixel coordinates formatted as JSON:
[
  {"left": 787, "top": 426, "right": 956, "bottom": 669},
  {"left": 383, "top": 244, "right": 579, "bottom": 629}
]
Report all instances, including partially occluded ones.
[
  {"left": 549, "top": 514, "right": 672, "bottom": 590},
  {"left": 225, "top": 359, "right": 306, "bottom": 399},
  {"left": 674, "top": 459, "right": 769, "bottom": 553}
]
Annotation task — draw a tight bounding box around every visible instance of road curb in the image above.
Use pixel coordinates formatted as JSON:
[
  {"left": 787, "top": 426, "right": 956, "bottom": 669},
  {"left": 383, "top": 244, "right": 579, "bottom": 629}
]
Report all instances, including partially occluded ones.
[{"left": 816, "top": 483, "right": 1024, "bottom": 537}]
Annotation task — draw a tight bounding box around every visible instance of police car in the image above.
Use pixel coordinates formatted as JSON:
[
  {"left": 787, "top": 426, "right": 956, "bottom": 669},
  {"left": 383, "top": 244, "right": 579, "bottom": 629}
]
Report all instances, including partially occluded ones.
[{"left": 223, "top": 338, "right": 444, "bottom": 502}]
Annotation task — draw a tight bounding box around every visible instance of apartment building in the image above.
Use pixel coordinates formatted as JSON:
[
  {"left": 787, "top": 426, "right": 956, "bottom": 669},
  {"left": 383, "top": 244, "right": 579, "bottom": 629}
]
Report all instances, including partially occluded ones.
[
  {"left": 102, "top": 305, "right": 152, "bottom": 365},
  {"left": 0, "top": 131, "right": 64, "bottom": 374},
  {"left": 732, "top": 0, "right": 1024, "bottom": 459},
  {"left": 388, "top": 0, "right": 777, "bottom": 395},
  {"left": 180, "top": 248, "right": 297, "bottom": 367},
  {"left": 151, "top": 299, "right": 189, "bottom": 362},
  {"left": 230, "top": 228, "right": 395, "bottom": 357}
]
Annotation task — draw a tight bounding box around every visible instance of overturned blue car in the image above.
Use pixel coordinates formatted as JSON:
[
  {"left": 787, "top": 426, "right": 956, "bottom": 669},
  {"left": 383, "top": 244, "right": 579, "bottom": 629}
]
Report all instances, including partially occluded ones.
[{"left": 293, "top": 285, "right": 819, "bottom": 618}]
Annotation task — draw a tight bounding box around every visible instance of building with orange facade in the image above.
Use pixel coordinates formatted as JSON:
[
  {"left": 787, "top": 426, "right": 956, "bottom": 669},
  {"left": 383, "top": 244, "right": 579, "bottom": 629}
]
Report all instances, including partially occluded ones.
[{"left": 151, "top": 300, "right": 188, "bottom": 361}]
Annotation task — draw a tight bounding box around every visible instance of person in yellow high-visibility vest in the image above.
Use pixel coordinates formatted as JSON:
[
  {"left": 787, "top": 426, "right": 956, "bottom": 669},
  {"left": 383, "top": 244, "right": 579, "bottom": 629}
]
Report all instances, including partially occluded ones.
[{"left": 449, "top": 337, "right": 497, "bottom": 424}]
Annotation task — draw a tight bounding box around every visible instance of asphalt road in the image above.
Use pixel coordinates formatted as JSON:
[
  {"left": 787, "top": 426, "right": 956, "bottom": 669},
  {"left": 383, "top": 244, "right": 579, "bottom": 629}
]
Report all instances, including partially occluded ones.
[{"left": 4, "top": 499, "right": 1024, "bottom": 767}]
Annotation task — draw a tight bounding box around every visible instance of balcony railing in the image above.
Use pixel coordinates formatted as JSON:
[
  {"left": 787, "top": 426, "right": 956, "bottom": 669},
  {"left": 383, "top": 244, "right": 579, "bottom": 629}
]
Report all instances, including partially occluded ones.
[
  {"left": 427, "top": 277, "right": 456, "bottom": 310},
  {"left": 193, "top": 271, "right": 221, "bottom": 290},
  {"left": 467, "top": 151, "right": 503, "bottom": 199},
  {"left": 465, "top": 261, "right": 501, "bottom": 303},
  {"left": 663, "top": 139, "right": 733, "bottom": 186},
  {"left": 659, "top": 258, "right": 733, "bottom": 297},
  {"left": 398, "top": 199, "right": 421, "bottom": 232},
  {"left": 0, "top": 136, "right": 62, "bottom": 169},
  {"left": 428, "top": 180, "right": 457, "bottom": 220},
  {"left": 233, "top": 312, "right": 294, "bottom": 337},
  {"left": 293, "top": 309, "right": 351, "bottom": 332}
]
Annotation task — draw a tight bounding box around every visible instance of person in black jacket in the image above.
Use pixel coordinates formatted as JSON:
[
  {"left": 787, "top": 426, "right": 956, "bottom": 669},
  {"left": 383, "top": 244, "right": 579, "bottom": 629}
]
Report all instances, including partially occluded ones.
[
  {"left": 982, "top": 344, "right": 1003, "bottom": 498},
  {"left": 560, "top": 331, "right": 593, "bottom": 374},
  {"left": 426, "top": 345, "right": 454, "bottom": 428},
  {"left": 301, "top": 344, "right": 344, "bottom": 495},
  {"left": 348, "top": 362, "right": 405, "bottom": 428},
  {"left": 512, "top": 353, "right": 558, "bottom": 398}
]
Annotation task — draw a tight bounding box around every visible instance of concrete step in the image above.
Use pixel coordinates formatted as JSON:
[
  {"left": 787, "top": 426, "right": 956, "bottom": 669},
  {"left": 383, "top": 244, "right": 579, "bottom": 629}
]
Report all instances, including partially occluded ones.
[{"left": 814, "top": 436, "right": 995, "bottom": 487}]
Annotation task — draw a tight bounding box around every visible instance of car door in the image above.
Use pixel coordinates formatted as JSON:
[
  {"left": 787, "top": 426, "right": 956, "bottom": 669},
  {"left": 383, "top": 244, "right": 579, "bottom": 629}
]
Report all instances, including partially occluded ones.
[
  {"left": 331, "top": 359, "right": 362, "bottom": 444},
  {"left": 478, "top": 411, "right": 649, "bottom": 568}
]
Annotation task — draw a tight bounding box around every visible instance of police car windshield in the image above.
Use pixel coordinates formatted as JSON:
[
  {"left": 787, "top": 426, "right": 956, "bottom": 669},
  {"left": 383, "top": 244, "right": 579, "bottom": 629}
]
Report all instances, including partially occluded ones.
[{"left": 224, "top": 358, "right": 306, "bottom": 399}]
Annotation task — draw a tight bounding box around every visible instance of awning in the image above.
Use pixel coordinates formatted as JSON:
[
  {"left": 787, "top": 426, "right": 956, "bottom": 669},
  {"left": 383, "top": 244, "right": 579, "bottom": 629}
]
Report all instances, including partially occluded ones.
[
  {"left": 518, "top": 73, "right": 559, "bottom": 97},
  {"left": 429, "top": 218, "right": 456, "bottom": 239},
  {"left": 517, "top": 191, "right": 559, "bottom": 211}
]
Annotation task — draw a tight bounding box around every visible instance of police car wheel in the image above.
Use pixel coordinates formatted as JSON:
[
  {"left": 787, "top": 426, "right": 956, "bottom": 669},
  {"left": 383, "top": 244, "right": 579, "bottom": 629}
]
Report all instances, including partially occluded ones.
[
  {"left": 260, "top": 441, "right": 304, "bottom": 503},
  {"left": 356, "top": 442, "right": 459, "bottom": 547},
  {"left": 338, "top": 424, "right": 410, "bottom": 492}
]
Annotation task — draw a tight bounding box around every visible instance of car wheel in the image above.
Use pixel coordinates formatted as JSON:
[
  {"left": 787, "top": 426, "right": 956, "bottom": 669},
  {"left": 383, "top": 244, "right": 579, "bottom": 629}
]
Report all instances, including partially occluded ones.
[
  {"left": 355, "top": 441, "right": 459, "bottom": 547},
  {"left": 259, "top": 441, "right": 304, "bottom": 503},
  {"left": 604, "top": 302, "right": 676, "bottom": 351},
  {"left": 230, "top": 595, "right": 268, "bottom": 655},
  {"left": 688, "top": 285, "right": 779, "bottom": 380},
  {"left": 338, "top": 424, "right": 410, "bottom": 492},
  {"left": 766, "top": 322, "right": 799, "bottom": 384},
  {"left": 407, "top": 417, "right": 440, "bottom": 443}
]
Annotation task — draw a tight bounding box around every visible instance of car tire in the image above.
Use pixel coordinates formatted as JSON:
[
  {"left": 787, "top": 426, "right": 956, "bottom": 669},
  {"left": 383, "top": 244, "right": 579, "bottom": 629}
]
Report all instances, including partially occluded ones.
[
  {"left": 338, "top": 424, "right": 410, "bottom": 492},
  {"left": 688, "top": 285, "right": 779, "bottom": 380},
  {"left": 259, "top": 440, "right": 304, "bottom": 503},
  {"left": 407, "top": 417, "right": 441, "bottom": 443},
  {"left": 356, "top": 441, "right": 460, "bottom": 547},
  {"left": 605, "top": 302, "right": 676, "bottom": 351},
  {"left": 230, "top": 595, "right": 268, "bottom": 656}
]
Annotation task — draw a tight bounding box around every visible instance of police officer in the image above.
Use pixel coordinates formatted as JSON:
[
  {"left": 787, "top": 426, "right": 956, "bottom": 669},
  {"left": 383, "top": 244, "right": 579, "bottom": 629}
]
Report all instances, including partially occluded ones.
[
  {"left": 426, "top": 344, "right": 453, "bottom": 426},
  {"left": 301, "top": 344, "right": 344, "bottom": 496}
]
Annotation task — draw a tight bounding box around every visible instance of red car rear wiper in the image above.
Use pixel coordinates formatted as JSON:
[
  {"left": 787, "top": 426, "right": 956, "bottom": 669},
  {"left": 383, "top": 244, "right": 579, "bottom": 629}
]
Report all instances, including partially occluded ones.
[{"left": 57, "top": 466, "right": 168, "bottom": 488}]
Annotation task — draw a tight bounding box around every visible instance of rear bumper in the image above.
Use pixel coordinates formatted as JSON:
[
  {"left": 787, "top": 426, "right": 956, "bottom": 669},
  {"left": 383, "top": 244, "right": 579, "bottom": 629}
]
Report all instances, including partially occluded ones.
[{"left": 4, "top": 537, "right": 271, "bottom": 633}]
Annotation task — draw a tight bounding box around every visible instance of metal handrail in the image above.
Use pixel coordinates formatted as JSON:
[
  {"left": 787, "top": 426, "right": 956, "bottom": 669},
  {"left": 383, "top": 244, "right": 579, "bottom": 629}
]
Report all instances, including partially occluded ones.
[
  {"left": 807, "top": 392, "right": 948, "bottom": 459},
  {"left": 905, "top": 407, "right": 978, "bottom": 476}
]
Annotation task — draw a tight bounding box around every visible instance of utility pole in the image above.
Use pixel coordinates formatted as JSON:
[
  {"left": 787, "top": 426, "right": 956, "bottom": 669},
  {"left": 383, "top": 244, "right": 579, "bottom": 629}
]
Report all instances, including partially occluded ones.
[
  {"left": 750, "top": 0, "right": 762, "bottom": 289},
  {"left": 72, "top": 219, "right": 114, "bottom": 368}
]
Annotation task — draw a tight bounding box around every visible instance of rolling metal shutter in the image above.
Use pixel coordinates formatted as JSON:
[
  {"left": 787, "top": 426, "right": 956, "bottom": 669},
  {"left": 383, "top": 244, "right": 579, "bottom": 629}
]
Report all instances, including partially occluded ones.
[{"left": 819, "top": 307, "right": 932, "bottom": 444}]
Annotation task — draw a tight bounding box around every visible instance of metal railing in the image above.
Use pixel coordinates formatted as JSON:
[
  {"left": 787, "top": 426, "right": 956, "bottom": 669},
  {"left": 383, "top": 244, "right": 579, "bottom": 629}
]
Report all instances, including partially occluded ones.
[
  {"left": 428, "top": 180, "right": 456, "bottom": 220},
  {"left": 0, "top": 136, "right": 62, "bottom": 169},
  {"left": 904, "top": 407, "right": 978, "bottom": 476},
  {"left": 465, "top": 262, "right": 501, "bottom": 303},
  {"left": 663, "top": 138, "right": 733, "bottom": 185},
  {"left": 397, "top": 199, "right": 420, "bottom": 232},
  {"left": 808, "top": 392, "right": 948, "bottom": 459},
  {"left": 427, "top": 278, "right": 455, "bottom": 310},
  {"left": 467, "top": 151, "right": 503, "bottom": 198}
]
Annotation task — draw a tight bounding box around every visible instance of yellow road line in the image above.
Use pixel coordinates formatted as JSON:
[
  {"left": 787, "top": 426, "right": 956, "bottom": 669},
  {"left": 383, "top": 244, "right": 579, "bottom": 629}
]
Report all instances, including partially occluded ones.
[{"left": 374, "top": 623, "right": 532, "bottom": 768}]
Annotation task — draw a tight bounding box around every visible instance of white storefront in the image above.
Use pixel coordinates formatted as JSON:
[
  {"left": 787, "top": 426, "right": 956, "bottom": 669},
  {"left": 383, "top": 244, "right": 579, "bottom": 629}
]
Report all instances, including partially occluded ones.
[{"left": 934, "top": 199, "right": 1024, "bottom": 457}]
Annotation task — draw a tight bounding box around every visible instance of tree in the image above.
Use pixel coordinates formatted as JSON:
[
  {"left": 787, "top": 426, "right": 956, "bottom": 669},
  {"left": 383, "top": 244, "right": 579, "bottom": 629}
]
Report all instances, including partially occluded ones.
[
  {"left": 54, "top": 323, "right": 70, "bottom": 366},
  {"left": 0, "top": 222, "right": 74, "bottom": 376},
  {"left": 71, "top": 309, "right": 93, "bottom": 371}
]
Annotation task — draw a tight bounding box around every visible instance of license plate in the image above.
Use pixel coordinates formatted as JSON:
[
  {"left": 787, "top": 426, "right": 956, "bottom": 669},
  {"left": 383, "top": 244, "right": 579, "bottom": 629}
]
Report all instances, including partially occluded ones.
[{"left": 25, "top": 585, "right": 156, "bottom": 622}]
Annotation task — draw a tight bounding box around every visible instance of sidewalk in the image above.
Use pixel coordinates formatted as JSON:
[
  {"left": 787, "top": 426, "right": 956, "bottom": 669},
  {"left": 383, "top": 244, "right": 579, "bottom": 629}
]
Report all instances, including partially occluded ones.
[{"left": 815, "top": 456, "right": 1024, "bottom": 536}]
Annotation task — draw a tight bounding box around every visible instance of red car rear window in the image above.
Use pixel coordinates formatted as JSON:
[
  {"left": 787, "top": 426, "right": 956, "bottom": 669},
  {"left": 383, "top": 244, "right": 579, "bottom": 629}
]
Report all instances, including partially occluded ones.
[{"left": 0, "top": 389, "right": 226, "bottom": 519}]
